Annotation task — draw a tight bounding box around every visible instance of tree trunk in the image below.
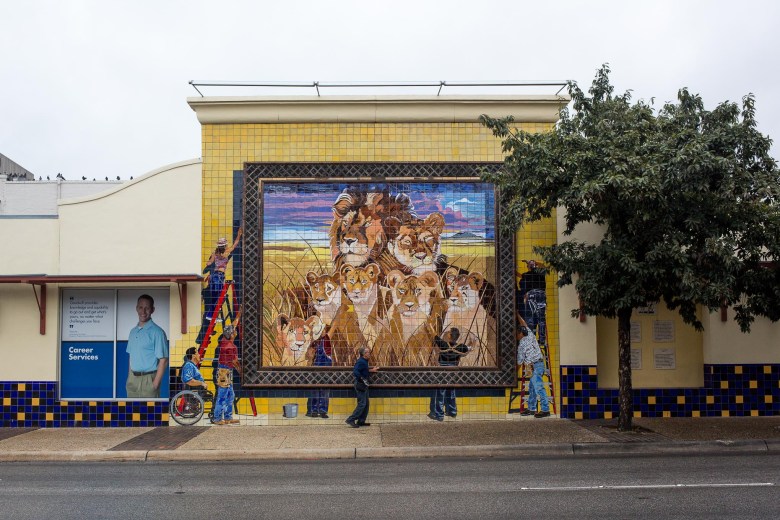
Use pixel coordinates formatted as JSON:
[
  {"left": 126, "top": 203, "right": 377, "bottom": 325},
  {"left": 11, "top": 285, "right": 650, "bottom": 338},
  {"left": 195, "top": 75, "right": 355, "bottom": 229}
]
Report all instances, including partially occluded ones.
[{"left": 617, "top": 307, "right": 633, "bottom": 432}]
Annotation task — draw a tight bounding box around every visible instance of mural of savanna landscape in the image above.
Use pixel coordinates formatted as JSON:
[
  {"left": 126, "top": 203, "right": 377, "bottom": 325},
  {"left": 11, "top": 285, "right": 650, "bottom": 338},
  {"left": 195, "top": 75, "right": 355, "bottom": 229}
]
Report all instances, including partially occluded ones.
[{"left": 260, "top": 181, "right": 498, "bottom": 368}]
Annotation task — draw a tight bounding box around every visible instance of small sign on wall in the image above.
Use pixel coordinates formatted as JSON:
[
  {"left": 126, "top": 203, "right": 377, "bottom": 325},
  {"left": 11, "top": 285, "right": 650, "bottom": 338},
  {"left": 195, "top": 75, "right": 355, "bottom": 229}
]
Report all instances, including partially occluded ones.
[
  {"left": 637, "top": 303, "right": 657, "bottom": 315},
  {"left": 653, "top": 348, "right": 676, "bottom": 370},
  {"left": 631, "top": 348, "right": 643, "bottom": 370},
  {"left": 630, "top": 321, "right": 642, "bottom": 343},
  {"left": 652, "top": 320, "right": 675, "bottom": 342}
]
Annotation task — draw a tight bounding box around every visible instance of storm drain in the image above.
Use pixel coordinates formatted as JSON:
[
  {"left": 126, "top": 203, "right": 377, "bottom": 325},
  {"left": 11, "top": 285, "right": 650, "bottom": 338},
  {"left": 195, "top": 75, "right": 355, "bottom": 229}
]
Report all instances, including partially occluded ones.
[
  {"left": 110, "top": 426, "right": 209, "bottom": 451},
  {"left": 577, "top": 420, "right": 669, "bottom": 443}
]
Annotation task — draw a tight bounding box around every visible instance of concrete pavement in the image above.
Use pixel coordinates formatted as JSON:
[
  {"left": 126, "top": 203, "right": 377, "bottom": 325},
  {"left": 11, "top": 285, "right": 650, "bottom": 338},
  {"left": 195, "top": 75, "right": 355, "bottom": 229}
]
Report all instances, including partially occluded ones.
[{"left": 1, "top": 417, "right": 779, "bottom": 462}]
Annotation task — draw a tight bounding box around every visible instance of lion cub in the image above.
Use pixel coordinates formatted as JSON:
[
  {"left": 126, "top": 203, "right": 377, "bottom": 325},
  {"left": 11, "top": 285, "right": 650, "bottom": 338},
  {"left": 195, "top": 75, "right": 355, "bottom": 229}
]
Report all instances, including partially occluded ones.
[
  {"left": 275, "top": 314, "right": 325, "bottom": 366},
  {"left": 375, "top": 270, "right": 445, "bottom": 366},
  {"left": 328, "top": 263, "right": 391, "bottom": 366}
]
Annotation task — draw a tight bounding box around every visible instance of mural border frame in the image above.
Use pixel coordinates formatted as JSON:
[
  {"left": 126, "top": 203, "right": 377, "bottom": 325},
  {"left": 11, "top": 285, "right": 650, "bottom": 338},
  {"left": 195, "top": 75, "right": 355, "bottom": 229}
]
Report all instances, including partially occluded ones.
[{"left": 241, "top": 162, "right": 516, "bottom": 388}]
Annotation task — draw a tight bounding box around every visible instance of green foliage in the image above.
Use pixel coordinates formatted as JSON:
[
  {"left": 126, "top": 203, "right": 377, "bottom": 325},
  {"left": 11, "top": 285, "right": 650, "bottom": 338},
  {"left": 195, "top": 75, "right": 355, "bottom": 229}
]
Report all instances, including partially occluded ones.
[{"left": 482, "top": 65, "right": 780, "bottom": 332}]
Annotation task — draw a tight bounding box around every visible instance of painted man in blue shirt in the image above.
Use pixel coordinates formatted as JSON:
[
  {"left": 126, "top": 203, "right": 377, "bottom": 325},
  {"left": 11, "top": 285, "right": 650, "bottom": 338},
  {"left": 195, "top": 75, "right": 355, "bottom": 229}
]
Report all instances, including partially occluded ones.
[
  {"left": 126, "top": 294, "right": 169, "bottom": 398},
  {"left": 345, "top": 346, "right": 378, "bottom": 428}
]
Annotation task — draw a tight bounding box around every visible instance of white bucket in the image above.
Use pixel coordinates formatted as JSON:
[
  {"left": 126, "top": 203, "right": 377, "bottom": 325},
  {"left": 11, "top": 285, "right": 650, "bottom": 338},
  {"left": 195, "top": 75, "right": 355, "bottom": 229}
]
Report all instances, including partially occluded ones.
[{"left": 282, "top": 403, "right": 298, "bottom": 418}]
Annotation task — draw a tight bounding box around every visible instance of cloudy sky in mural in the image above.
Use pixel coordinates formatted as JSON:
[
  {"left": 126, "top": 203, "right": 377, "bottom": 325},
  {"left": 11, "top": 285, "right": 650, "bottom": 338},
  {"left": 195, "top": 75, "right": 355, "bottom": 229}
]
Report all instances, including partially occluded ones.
[
  {"left": 263, "top": 182, "right": 495, "bottom": 242},
  {"left": 1, "top": 1, "right": 779, "bottom": 180}
]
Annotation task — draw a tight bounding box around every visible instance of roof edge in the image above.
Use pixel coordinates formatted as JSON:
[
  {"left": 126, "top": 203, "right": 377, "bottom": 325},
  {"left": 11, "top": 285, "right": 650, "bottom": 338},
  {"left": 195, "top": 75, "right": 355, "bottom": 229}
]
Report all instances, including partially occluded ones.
[{"left": 187, "top": 95, "right": 570, "bottom": 125}]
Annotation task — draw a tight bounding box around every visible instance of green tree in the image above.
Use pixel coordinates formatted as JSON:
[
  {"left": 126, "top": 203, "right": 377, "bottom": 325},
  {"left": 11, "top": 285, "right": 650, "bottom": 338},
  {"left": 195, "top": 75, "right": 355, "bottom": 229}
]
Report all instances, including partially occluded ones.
[{"left": 482, "top": 65, "right": 780, "bottom": 431}]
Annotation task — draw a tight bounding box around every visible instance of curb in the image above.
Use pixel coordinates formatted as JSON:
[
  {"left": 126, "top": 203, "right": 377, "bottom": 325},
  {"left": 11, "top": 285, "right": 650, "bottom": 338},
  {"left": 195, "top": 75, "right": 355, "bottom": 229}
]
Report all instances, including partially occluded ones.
[
  {"left": 356, "top": 443, "right": 573, "bottom": 459},
  {"left": 146, "top": 448, "right": 355, "bottom": 461},
  {"left": 1, "top": 441, "right": 777, "bottom": 463},
  {"left": 0, "top": 450, "right": 147, "bottom": 463},
  {"left": 572, "top": 439, "right": 770, "bottom": 456}
]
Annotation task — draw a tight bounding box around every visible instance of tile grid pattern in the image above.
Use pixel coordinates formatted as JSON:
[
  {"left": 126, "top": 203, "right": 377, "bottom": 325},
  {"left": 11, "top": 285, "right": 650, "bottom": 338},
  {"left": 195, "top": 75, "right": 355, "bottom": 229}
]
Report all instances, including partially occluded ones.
[{"left": 560, "top": 364, "right": 780, "bottom": 419}]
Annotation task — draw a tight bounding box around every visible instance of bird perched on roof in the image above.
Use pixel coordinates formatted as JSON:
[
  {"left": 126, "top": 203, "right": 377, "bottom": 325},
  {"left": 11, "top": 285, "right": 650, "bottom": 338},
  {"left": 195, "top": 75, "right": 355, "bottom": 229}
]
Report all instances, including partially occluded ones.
[
  {"left": 105, "top": 176, "right": 108, "bottom": 181},
  {"left": 82, "top": 176, "right": 87, "bottom": 180},
  {"left": 46, "top": 176, "right": 50, "bottom": 180},
  {"left": 116, "top": 176, "right": 120, "bottom": 180}
]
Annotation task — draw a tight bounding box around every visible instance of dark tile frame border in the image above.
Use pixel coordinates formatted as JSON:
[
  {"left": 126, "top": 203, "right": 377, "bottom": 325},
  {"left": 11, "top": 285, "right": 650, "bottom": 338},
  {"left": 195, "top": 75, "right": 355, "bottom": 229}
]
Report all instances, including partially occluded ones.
[{"left": 241, "top": 162, "right": 517, "bottom": 388}]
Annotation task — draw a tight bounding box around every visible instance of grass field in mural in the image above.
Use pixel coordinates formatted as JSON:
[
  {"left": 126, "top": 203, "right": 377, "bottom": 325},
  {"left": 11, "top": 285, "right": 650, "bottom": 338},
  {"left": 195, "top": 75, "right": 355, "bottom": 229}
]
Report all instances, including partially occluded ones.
[{"left": 260, "top": 181, "right": 498, "bottom": 368}]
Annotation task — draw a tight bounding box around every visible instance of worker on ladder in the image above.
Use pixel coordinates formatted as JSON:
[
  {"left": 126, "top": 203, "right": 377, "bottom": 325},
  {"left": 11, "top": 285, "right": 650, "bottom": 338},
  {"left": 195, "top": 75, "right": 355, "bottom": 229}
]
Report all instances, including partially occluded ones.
[
  {"left": 517, "top": 317, "right": 550, "bottom": 418},
  {"left": 195, "top": 227, "right": 243, "bottom": 346}
]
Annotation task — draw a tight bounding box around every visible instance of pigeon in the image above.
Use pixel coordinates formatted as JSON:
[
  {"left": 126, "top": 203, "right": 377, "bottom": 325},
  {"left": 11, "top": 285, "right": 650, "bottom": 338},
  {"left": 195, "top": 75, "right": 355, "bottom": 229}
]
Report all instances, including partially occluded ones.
[
  {"left": 116, "top": 176, "right": 120, "bottom": 180},
  {"left": 105, "top": 176, "right": 108, "bottom": 181},
  {"left": 46, "top": 176, "right": 50, "bottom": 180},
  {"left": 82, "top": 176, "right": 87, "bottom": 180},
  {"left": 130, "top": 176, "right": 133, "bottom": 180}
]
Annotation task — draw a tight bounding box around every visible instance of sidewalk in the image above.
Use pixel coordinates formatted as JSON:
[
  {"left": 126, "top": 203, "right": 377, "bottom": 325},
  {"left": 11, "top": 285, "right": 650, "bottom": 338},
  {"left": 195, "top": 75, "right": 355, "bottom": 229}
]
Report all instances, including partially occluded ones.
[{"left": 1, "top": 417, "right": 779, "bottom": 462}]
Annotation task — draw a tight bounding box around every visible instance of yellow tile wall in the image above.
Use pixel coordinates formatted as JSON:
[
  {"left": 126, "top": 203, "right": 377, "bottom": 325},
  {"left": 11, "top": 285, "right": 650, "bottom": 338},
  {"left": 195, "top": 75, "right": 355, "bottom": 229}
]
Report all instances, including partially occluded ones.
[{"left": 192, "top": 121, "right": 557, "bottom": 426}]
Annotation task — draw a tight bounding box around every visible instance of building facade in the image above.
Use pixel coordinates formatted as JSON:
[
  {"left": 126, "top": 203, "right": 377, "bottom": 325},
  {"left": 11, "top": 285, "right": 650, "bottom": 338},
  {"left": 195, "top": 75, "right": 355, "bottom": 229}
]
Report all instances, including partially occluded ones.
[{"left": 0, "top": 94, "right": 777, "bottom": 427}]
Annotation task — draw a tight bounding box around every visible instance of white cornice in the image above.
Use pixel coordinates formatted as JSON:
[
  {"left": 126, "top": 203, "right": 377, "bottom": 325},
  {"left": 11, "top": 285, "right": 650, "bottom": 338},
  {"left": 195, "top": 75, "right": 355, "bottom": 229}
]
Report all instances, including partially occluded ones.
[{"left": 187, "top": 95, "right": 569, "bottom": 124}]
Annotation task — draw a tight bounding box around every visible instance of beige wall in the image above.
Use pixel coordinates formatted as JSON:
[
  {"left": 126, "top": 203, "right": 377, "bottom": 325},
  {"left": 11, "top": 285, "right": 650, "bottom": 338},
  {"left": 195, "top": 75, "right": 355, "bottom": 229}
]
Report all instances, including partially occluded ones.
[
  {"left": 59, "top": 159, "right": 202, "bottom": 275},
  {"left": 597, "top": 306, "right": 704, "bottom": 388},
  {"left": 556, "top": 210, "right": 601, "bottom": 365},
  {"left": 0, "top": 284, "right": 59, "bottom": 380},
  {"left": 0, "top": 218, "right": 59, "bottom": 274},
  {"left": 702, "top": 310, "right": 780, "bottom": 364}
]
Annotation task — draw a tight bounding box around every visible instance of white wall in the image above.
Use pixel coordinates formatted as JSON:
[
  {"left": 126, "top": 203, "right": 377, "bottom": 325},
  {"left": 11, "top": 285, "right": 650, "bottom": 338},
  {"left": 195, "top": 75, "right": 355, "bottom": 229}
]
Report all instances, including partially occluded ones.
[
  {"left": 58, "top": 160, "right": 201, "bottom": 275},
  {"left": 0, "top": 179, "right": 122, "bottom": 215}
]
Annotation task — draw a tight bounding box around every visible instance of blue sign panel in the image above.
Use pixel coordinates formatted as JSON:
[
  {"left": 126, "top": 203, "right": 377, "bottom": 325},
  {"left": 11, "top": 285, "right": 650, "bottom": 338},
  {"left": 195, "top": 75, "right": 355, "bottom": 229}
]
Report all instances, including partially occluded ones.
[{"left": 60, "top": 341, "right": 115, "bottom": 399}]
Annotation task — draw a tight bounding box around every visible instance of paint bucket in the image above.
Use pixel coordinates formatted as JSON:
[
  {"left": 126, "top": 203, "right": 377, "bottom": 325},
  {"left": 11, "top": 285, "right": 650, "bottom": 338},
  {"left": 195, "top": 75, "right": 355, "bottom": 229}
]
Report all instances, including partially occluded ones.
[{"left": 282, "top": 403, "right": 298, "bottom": 418}]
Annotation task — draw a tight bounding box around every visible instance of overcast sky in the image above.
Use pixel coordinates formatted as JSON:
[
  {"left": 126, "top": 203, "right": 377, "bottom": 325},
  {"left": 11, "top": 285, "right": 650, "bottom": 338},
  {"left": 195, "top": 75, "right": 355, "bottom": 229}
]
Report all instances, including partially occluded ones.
[{"left": 2, "top": 0, "right": 778, "bottom": 180}]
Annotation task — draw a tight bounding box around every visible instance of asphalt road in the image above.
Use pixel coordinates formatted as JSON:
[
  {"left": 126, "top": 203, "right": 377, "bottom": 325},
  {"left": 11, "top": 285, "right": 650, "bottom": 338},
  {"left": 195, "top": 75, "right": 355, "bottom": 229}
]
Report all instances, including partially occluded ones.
[{"left": 0, "top": 453, "right": 778, "bottom": 519}]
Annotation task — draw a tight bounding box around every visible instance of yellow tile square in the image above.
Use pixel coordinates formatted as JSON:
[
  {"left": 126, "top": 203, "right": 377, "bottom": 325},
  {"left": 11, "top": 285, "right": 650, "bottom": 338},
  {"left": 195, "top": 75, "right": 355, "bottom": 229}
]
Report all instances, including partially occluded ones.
[
  {"left": 46, "top": 413, "right": 54, "bottom": 421},
  {"left": 721, "top": 410, "right": 730, "bottom": 417},
  {"left": 720, "top": 381, "right": 729, "bottom": 390},
  {"left": 749, "top": 380, "right": 757, "bottom": 389},
  {"left": 588, "top": 367, "right": 597, "bottom": 376},
  {"left": 677, "top": 396, "right": 685, "bottom": 405},
  {"left": 751, "top": 410, "right": 759, "bottom": 417},
  {"left": 734, "top": 366, "right": 742, "bottom": 374},
  {"left": 574, "top": 411, "right": 583, "bottom": 419},
  {"left": 736, "top": 395, "right": 744, "bottom": 404},
  {"left": 765, "top": 396, "right": 773, "bottom": 404},
  {"left": 75, "top": 413, "right": 82, "bottom": 421},
  {"left": 3, "top": 398, "right": 10, "bottom": 406},
  {"left": 603, "top": 411, "right": 612, "bottom": 419},
  {"left": 692, "top": 410, "right": 701, "bottom": 417},
  {"left": 562, "top": 397, "right": 568, "bottom": 405},
  {"left": 663, "top": 411, "right": 671, "bottom": 418},
  {"left": 17, "top": 412, "right": 25, "bottom": 420},
  {"left": 32, "top": 398, "right": 39, "bottom": 407},
  {"left": 561, "top": 367, "right": 567, "bottom": 376},
  {"left": 17, "top": 384, "right": 25, "bottom": 392},
  {"left": 634, "top": 411, "right": 642, "bottom": 418},
  {"left": 765, "top": 366, "right": 772, "bottom": 374},
  {"left": 706, "top": 395, "right": 715, "bottom": 404},
  {"left": 648, "top": 396, "right": 656, "bottom": 405},
  {"left": 589, "top": 397, "right": 598, "bottom": 405},
  {"left": 103, "top": 413, "right": 112, "bottom": 421},
  {"left": 574, "top": 382, "right": 583, "bottom": 391}
]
